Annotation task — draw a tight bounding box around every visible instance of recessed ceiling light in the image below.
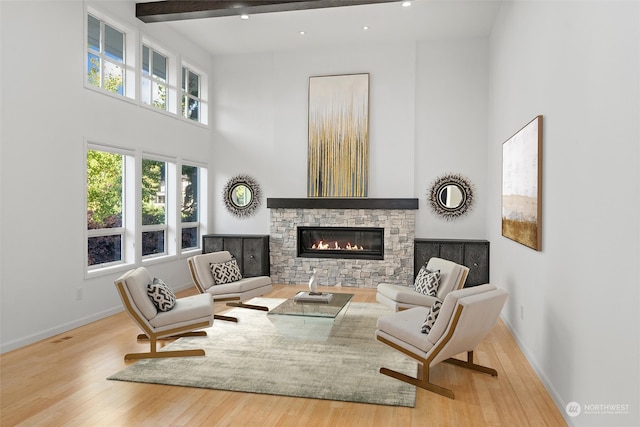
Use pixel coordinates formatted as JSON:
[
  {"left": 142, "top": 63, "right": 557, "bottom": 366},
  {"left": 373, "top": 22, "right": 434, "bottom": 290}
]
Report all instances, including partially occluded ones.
[
  {"left": 300, "top": 31, "right": 306, "bottom": 35},
  {"left": 363, "top": 26, "right": 369, "bottom": 30},
  {"left": 240, "top": 14, "right": 250, "bottom": 20},
  {"left": 402, "top": 1, "right": 412, "bottom": 7}
]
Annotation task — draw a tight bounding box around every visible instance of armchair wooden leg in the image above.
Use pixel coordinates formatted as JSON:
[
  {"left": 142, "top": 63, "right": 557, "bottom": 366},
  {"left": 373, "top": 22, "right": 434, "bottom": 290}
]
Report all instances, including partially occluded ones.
[
  {"left": 137, "top": 331, "right": 207, "bottom": 341},
  {"left": 215, "top": 314, "right": 239, "bottom": 323},
  {"left": 226, "top": 301, "right": 269, "bottom": 311},
  {"left": 379, "top": 366, "right": 455, "bottom": 400},
  {"left": 127, "top": 332, "right": 208, "bottom": 360},
  {"left": 125, "top": 349, "right": 205, "bottom": 360},
  {"left": 444, "top": 351, "right": 498, "bottom": 376}
]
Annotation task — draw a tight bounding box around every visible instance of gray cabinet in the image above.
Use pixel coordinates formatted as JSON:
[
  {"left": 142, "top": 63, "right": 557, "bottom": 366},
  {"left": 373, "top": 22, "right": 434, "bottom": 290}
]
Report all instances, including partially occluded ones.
[
  {"left": 414, "top": 239, "right": 489, "bottom": 287},
  {"left": 202, "top": 234, "right": 270, "bottom": 277}
]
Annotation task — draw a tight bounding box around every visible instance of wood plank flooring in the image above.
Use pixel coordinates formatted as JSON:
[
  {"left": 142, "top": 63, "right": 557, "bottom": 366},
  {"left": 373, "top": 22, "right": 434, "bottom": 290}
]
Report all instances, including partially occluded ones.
[{"left": 0, "top": 285, "right": 567, "bottom": 426}]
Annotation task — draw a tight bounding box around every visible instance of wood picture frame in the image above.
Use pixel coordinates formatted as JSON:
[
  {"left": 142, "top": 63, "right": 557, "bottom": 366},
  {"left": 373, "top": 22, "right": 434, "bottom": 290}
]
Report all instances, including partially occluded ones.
[
  {"left": 501, "top": 115, "right": 543, "bottom": 250},
  {"left": 307, "top": 73, "right": 369, "bottom": 197}
]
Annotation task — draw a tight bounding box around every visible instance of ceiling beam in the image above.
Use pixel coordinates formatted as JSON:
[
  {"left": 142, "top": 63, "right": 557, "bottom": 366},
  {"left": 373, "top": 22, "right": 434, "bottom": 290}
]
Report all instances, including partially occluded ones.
[{"left": 136, "top": 0, "right": 399, "bottom": 23}]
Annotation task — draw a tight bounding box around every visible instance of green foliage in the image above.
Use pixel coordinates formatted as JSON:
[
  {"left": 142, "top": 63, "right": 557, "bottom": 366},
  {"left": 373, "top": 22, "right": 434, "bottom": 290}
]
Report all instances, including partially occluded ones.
[
  {"left": 87, "top": 56, "right": 123, "bottom": 94},
  {"left": 87, "top": 150, "right": 122, "bottom": 228},
  {"left": 142, "top": 159, "right": 165, "bottom": 225},
  {"left": 182, "top": 165, "right": 198, "bottom": 222}
]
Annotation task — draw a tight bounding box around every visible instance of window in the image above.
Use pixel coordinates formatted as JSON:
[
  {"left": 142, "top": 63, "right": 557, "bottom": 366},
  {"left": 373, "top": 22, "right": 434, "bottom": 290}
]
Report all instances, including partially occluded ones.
[
  {"left": 86, "top": 146, "right": 134, "bottom": 269},
  {"left": 86, "top": 11, "right": 135, "bottom": 99},
  {"left": 141, "top": 158, "right": 168, "bottom": 257},
  {"left": 182, "top": 65, "right": 207, "bottom": 124},
  {"left": 181, "top": 164, "right": 201, "bottom": 251},
  {"left": 85, "top": 9, "right": 208, "bottom": 126},
  {"left": 142, "top": 45, "right": 168, "bottom": 111},
  {"left": 87, "top": 145, "right": 207, "bottom": 274}
]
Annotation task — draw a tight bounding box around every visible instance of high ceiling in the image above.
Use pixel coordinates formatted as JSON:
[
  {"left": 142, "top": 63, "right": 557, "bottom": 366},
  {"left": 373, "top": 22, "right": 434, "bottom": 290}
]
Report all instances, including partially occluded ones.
[{"left": 139, "top": 0, "right": 503, "bottom": 56}]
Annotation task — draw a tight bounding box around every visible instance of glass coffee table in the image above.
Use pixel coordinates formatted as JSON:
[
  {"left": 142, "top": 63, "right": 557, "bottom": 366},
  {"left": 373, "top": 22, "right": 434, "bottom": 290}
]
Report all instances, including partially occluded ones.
[
  {"left": 267, "top": 292, "right": 354, "bottom": 340},
  {"left": 268, "top": 292, "right": 354, "bottom": 319}
]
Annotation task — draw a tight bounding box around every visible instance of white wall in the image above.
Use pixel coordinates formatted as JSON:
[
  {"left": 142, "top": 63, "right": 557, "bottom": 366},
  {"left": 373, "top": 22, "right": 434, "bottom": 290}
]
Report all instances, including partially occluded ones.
[
  {"left": 210, "top": 39, "right": 489, "bottom": 239},
  {"left": 210, "top": 42, "right": 418, "bottom": 233},
  {"left": 414, "top": 38, "right": 489, "bottom": 238},
  {"left": 0, "top": 0, "right": 214, "bottom": 352},
  {"left": 488, "top": 2, "right": 639, "bottom": 426}
]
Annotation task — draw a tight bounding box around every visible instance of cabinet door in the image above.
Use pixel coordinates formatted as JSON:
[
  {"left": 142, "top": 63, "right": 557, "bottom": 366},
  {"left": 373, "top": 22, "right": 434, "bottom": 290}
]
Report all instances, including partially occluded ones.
[
  {"left": 203, "top": 236, "right": 224, "bottom": 254},
  {"left": 439, "top": 243, "right": 464, "bottom": 265},
  {"left": 243, "top": 237, "right": 268, "bottom": 277},
  {"left": 414, "top": 241, "right": 439, "bottom": 277},
  {"left": 463, "top": 242, "right": 489, "bottom": 287},
  {"left": 222, "top": 238, "right": 244, "bottom": 273}
]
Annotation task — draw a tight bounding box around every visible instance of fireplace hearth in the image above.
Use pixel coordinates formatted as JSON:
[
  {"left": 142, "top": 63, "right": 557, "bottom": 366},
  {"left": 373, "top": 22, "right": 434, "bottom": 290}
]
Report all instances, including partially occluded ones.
[{"left": 297, "top": 226, "right": 384, "bottom": 260}]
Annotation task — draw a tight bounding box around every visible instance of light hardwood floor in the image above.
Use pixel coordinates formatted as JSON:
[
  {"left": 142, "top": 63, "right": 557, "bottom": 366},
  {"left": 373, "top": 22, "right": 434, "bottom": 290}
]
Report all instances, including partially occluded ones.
[{"left": 0, "top": 285, "right": 566, "bottom": 426}]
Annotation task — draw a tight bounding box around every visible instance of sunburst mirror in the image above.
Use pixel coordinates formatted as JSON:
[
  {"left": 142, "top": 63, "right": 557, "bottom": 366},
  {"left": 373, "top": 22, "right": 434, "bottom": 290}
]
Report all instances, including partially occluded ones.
[
  {"left": 428, "top": 173, "right": 474, "bottom": 220},
  {"left": 223, "top": 174, "right": 262, "bottom": 218}
]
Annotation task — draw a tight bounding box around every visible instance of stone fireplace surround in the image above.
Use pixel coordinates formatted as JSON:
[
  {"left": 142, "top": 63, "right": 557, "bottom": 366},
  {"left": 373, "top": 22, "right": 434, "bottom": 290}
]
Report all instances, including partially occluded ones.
[{"left": 268, "top": 198, "right": 417, "bottom": 288}]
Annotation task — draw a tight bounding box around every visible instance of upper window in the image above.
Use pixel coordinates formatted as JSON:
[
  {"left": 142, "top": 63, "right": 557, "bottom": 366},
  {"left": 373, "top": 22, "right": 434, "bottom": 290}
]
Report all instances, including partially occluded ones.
[
  {"left": 142, "top": 45, "right": 168, "bottom": 111},
  {"left": 182, "top": 65, "right": 207, "bottom": 124},
  {"left": 85, "top": 9, "right": 207, "bottom": 125},
  {"left": 86, "top": 12, "right": 135, "bottom": 99}
]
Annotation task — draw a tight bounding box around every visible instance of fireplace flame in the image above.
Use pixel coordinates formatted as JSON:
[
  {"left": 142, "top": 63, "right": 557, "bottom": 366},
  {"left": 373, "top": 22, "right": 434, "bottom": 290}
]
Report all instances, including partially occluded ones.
[{"left": 311, "top": 240, "right": 364, "bottom": 251}]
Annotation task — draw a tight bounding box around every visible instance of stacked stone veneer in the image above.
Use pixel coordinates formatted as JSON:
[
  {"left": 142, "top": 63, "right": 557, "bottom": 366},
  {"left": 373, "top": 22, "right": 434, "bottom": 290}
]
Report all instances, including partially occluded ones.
[{"left": 270, "top": 208, "right": 415, "bottom": 288}]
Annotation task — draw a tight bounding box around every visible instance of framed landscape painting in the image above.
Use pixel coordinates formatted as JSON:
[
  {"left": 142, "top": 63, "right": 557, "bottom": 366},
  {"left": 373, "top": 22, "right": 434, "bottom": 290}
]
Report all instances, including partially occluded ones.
[
  {"left": 307, "top": 73, "right": 369, "bottom": 197},
  {"left": 502, "top": 115, "right": 543, "bottom": 250}
]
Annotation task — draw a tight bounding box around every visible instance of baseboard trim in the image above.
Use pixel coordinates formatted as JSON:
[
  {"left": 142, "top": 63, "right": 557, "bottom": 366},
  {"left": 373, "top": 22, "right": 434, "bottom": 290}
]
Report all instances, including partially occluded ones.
[
  {"left": 501, "top": 315, "right": 574, "bottom": 427},
  {"left": 0, "top": 306, "right": 122, "bottom": 354}
]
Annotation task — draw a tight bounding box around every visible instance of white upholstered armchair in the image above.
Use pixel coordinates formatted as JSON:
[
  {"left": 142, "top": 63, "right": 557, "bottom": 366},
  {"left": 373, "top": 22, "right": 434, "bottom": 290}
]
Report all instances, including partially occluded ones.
[
  {"left": 114, "top": 267, "right": 214, "bottom": 360},
  {"left": 187, "top": 251, "right": 272, "bottom": 322},
  {"left": 375, "top": 284, "right": 508, "bottom": 399},
  {"left": 376, "top": 257, "right": 469, "bottom": 311}
]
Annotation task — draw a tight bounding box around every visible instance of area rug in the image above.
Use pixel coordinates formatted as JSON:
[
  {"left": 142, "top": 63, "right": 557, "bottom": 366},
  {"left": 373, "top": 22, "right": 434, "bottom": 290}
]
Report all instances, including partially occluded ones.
[{"left": 108, "top": 298, "right": 417, "bottom": 407}]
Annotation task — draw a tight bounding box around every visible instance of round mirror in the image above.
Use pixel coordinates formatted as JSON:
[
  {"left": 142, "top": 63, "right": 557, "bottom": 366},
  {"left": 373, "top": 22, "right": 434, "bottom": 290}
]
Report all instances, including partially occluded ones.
[
  {"left": 230, "top": 184, "right": 253, "bottom": 208},
  {"left": 428, "top": 174, "right": 474, "bottom": 220},
  {"left": 223, "top": 175, "right": 261, "bottom": 218},
  {"left": 438, "top": 184, "right": 464, "bottom": 209}
]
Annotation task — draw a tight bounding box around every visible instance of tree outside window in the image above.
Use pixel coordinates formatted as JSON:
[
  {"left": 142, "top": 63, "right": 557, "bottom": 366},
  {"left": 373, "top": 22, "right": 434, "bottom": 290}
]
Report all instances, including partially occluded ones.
[
  {"left": 86, "top": 149, "right": 124, "bottom": 266},
  {"left": 142, "top": 159, "right": 167, "bottom": 256},
  {"left": 181, "top": 165, "right": 199, "bottom": 250}
]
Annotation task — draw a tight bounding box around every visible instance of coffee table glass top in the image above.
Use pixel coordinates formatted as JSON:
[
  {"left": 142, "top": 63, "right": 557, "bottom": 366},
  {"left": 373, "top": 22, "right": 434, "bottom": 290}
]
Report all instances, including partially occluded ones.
[{"left": 268, "top": 292, "right": 354, "bottom": 319}]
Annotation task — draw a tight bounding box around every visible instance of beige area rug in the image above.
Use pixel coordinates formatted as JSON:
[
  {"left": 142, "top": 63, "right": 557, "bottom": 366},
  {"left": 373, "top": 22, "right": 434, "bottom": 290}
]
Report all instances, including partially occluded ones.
[{"left": 108, "top": 298, "right": 417, "bottom": 407}]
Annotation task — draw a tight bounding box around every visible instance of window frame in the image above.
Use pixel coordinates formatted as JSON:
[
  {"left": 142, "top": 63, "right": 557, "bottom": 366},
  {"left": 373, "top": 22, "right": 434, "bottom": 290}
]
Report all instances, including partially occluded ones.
[
  {"left": 85, "top": 142, "right": 136, "bottom": 277},
  {"left": 180, "top": 162, "right": 207, "bottom": 254},
  {"left": 140, "top": 39, "right": 178, "bottom": 115},
  {"left": 181, "top": 62, "right": 209, "bottom": 126},
  {"left": 85, "top": 7, "right": 136, "bottom": 101},
  {"left": 141, "top": 153, "right": 177, "bottom": 262}
]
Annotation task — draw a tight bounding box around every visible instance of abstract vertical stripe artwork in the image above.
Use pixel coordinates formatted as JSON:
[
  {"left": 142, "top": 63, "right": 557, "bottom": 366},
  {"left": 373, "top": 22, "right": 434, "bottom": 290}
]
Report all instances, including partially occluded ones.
[{"left": 308, "top": 74, "right": 369, "bottom": 197}]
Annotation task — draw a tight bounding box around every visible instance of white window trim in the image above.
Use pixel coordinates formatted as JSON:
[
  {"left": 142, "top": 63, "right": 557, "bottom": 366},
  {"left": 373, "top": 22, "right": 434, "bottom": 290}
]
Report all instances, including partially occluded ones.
[
  {"left": 179, "top": 161, "right": 208, "bottom": 254},
  {"left": 141, "top": 153, "right": 178, "bottom": 264},
  {"left": 83, "top": 6, "right": 209, "bottom": 128},
  {"left": 84, "top": 6, "right": 137, "bottom": 102},
  {"left": 181, "top": 60, "right": 209, "bottom": 126},
  {"left": 140, "top": 38, "right": 178, "bottom": 116},
  {"left": 85, "top": 141, "right": 136, "bottom": 279},
  {"left": 85, "top": 145, "right": 209, "bottom": 275}
]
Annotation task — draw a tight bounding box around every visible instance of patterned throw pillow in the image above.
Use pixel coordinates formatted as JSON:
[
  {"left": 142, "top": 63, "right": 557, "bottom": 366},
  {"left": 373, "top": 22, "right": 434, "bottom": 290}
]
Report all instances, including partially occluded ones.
[
  {"left": 414, "top": 266, "right": 441, "bottom": 296},
  {"left": 210, "top": 258, "right": 242, "bottom": 285},
  {"left": 147, "top": 278, "right": 176, "bottom": 312},
  {"left": 421, "top": 300, "right": 443, "bottom": 334}
]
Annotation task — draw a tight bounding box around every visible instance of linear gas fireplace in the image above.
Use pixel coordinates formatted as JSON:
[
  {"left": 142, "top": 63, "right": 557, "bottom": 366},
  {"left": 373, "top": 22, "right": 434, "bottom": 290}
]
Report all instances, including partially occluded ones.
[{"left": 297, "top": 226, "right": 384, "bottom": 260}]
